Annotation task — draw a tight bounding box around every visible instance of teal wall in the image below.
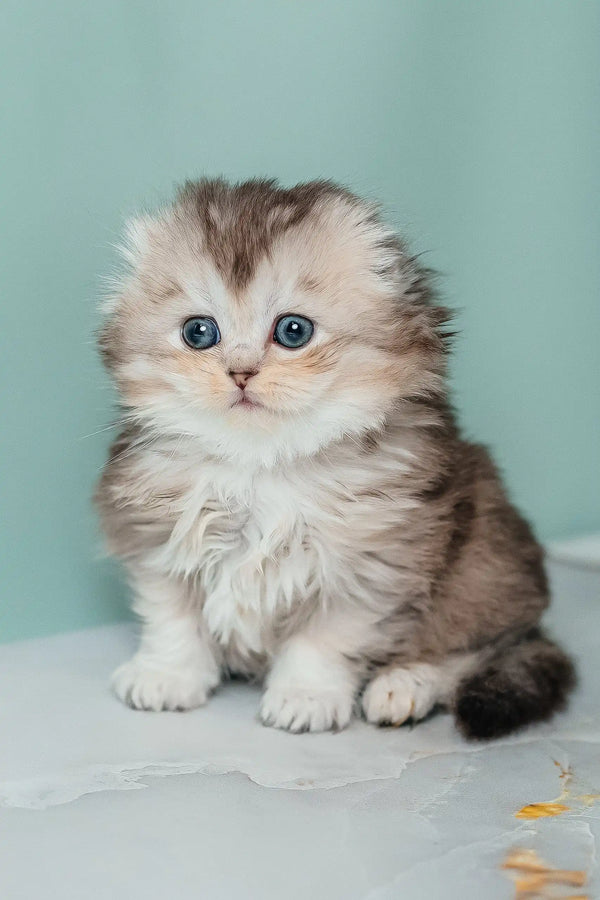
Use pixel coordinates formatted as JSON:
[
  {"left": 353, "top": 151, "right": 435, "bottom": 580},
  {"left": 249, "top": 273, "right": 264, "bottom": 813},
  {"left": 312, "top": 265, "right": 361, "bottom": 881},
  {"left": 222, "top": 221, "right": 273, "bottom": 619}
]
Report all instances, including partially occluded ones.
[{"left": 1, "top": 1, "right": 599, "bottom": 642}]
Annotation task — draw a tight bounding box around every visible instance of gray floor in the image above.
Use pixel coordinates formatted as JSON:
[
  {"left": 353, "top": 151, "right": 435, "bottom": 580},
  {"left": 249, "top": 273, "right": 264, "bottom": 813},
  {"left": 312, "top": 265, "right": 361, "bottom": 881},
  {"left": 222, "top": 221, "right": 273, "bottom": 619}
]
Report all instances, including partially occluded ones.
[{"left": 1, "top": 561, "right": 599, "bottom": 899}]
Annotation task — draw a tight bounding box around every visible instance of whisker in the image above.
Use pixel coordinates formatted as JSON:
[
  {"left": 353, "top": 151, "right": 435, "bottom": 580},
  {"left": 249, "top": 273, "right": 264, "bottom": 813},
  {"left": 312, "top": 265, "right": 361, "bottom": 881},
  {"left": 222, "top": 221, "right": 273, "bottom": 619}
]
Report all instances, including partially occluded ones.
[{"left": 79, "top": 423, "right": 119, "bottom": 441}]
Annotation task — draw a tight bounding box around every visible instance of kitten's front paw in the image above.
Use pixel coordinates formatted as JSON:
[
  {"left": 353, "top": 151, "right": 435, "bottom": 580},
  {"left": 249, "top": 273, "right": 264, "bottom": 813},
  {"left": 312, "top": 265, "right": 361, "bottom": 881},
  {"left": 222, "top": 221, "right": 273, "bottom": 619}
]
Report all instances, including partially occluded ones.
[
  {"left": 112, "top": 656, "right": 220, "bottom": 711},
  {"left": 362, "top": 664, "right": 440, "bottom": 726},
  {"left": 260, "top": 686, "right": 353, "bottom": 733}
]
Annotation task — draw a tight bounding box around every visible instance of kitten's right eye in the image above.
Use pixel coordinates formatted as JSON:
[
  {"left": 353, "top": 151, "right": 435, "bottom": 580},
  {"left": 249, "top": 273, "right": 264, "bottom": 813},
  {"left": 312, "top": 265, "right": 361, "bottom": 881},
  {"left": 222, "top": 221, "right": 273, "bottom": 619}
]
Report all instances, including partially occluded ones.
[{"left": 181, "top": 317, "right": 221, "bottom": 350}]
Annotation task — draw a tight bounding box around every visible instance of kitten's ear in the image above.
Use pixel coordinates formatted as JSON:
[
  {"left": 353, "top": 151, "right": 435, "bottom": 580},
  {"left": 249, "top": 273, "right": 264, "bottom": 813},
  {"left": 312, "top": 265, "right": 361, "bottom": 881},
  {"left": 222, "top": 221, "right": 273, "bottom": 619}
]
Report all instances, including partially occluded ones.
[
  {"left": 118, "top": 215, "right": 157, "bottom": 267},
  {"left": 100, "top": 214, "right": 159, "bottom": 317}
]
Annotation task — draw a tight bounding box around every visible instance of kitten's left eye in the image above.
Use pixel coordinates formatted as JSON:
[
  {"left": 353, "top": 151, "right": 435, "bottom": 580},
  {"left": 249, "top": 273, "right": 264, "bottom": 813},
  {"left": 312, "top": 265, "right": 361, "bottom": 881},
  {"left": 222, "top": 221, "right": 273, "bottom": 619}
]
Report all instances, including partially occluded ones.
[
  {"left": 273, "top": 314, "right": 314, "bottom": 349},
  {"left": 181, "top": 317, "right": 221, "bottom": 350}
]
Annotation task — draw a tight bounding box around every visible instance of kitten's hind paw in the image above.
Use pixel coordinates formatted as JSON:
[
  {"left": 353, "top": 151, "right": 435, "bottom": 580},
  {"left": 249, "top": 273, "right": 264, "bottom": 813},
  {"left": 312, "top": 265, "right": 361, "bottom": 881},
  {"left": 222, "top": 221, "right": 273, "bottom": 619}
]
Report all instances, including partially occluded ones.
[
  {"left": 362, "top": 664, "right": 441, "bottom": 726},
  {"left": 111, "top": 656, "right": 219, "bottom": 712}
]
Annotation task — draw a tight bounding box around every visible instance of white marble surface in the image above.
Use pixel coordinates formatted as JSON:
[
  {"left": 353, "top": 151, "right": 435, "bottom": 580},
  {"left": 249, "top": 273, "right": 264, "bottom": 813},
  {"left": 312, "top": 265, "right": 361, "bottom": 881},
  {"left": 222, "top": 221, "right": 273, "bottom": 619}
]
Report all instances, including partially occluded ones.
[
  {"left": 1, "top": 561, "right": 599, "bottom": 899},
  {"left": 547, "top": 532, "right": 600, "bottom": 569}
]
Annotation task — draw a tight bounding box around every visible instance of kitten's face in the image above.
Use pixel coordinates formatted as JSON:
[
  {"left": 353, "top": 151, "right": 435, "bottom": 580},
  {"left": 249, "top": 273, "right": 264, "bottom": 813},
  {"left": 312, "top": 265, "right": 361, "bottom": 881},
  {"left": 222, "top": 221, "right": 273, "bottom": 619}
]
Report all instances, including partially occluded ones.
[{"left": 101, "top": 180, "right": 445, "bottom": 465}]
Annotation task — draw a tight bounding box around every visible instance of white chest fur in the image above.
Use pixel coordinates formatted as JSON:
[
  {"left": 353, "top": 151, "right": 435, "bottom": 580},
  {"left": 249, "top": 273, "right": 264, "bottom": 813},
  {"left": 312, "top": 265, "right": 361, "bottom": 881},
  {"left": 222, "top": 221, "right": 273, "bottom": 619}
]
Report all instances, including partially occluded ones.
[
  {"left": 146, "top": 440, "right": 415, "bottom": 662},
  {"left": 151, "top": 460, "right": 326, "bottom": 656}
]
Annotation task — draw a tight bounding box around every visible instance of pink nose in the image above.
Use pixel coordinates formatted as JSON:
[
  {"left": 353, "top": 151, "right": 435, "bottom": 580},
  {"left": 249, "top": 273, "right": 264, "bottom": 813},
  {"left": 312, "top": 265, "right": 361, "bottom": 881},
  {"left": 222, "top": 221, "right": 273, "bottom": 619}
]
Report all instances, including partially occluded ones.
[{"left": 229, "top": 370, "right": 256, "bottom": 390}]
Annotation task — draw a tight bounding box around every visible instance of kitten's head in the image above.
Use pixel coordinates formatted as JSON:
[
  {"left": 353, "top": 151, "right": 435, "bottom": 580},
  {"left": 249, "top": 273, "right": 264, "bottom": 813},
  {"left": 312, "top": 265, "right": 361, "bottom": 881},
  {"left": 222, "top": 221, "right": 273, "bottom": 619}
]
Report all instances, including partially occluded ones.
[{"left": 100, "top": 178, "right": 449, "bottom": 465}]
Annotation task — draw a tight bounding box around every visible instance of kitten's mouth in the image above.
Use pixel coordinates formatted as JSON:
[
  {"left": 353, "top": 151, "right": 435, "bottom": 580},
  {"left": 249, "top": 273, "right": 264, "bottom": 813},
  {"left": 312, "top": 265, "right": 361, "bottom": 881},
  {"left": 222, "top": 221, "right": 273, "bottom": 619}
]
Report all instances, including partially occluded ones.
[{"left": 232, "top": 394, "right": 264, "bottom": 410}]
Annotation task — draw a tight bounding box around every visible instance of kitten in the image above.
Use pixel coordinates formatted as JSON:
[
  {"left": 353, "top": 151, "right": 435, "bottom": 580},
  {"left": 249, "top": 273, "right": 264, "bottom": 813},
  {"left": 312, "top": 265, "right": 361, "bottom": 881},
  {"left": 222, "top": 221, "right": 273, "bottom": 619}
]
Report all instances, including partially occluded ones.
[{"left": 96, "top": 177, "right": 575, "bottom": 739}]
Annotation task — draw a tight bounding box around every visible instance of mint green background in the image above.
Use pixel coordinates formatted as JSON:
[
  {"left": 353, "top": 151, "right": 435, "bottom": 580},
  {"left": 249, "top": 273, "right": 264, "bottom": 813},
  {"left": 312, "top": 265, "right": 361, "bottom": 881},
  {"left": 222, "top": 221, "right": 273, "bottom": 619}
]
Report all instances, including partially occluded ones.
[{"left": 1, "top": 1, "right": 599, "bottom": 642}]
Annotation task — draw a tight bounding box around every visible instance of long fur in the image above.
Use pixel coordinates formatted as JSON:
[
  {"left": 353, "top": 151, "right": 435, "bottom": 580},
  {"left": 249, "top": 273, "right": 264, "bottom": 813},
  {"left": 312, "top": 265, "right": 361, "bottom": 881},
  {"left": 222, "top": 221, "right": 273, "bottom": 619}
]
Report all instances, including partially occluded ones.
[{"left": 96, "top": 177, "right": 575, "bottom": 738}]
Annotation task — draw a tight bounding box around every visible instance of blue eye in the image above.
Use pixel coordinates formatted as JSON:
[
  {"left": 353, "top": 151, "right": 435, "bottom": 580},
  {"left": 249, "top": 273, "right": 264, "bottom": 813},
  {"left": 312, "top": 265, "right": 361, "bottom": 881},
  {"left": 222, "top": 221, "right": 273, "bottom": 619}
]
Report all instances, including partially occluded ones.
[
  {"left": 273, "top": 314, "right": 314, "bottom": 349},
  {"left": 182, "top": 317, "right": 220, "bottom": 350}
]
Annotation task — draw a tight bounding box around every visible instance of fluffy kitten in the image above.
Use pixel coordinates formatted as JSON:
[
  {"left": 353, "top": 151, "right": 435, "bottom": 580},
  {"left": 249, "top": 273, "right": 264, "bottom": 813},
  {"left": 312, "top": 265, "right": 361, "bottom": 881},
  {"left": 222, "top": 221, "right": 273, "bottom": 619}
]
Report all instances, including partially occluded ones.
[{"left": 96, "top": 177, "right": 575, "bottom": 739}]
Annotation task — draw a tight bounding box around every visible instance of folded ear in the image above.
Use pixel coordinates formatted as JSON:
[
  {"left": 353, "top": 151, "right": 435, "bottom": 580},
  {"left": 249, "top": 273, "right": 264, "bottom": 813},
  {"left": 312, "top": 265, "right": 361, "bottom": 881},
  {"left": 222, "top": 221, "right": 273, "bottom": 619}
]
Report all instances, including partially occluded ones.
[
  {"left": 99, "top": 214, "right": 158, "bottom": 316},
  {"left": 119, "top": 214, "right": 157, "bottom": 267}
]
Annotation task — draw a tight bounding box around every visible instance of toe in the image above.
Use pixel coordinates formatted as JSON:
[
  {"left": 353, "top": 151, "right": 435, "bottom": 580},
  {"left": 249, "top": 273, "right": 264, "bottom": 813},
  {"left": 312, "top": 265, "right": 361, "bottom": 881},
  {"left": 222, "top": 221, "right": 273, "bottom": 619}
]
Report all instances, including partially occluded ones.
[
  {"left": 362, "top": 665, "right": 440, "bottom": 727},
  {"left": 260, "top": 688, "right": 353, "bottom": 733}
]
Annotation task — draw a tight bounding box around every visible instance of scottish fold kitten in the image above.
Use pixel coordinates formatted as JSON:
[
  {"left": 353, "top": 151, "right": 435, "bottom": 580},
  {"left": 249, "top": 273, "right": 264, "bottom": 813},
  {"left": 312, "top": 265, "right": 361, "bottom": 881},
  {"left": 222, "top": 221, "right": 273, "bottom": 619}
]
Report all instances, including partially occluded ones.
[{"left": 96, "top": 178, "right": 574, "bottom": 739}]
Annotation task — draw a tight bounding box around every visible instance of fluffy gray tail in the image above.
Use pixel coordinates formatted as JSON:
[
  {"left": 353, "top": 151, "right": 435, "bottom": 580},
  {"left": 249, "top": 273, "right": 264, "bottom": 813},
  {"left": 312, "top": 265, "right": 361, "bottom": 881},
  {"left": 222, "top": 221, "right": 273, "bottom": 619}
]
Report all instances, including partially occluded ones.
[{"left": 454, "top": 629, "right": 576, "bottom": 740}]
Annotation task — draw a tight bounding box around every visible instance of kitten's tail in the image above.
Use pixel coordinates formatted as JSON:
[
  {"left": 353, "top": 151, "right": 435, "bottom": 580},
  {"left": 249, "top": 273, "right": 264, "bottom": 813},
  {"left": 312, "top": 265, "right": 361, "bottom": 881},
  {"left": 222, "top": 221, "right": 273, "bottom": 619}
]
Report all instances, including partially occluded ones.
[{"left": 454, "top": 629, "right": 576, "bottom": 740}]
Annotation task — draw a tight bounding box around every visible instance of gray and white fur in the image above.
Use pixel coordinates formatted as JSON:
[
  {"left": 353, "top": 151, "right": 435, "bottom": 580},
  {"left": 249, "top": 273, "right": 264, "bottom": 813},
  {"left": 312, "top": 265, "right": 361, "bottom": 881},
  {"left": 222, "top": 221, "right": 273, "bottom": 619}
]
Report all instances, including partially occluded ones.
[{"left": 96, "top": 178, "right": 575, "bottom": 739}]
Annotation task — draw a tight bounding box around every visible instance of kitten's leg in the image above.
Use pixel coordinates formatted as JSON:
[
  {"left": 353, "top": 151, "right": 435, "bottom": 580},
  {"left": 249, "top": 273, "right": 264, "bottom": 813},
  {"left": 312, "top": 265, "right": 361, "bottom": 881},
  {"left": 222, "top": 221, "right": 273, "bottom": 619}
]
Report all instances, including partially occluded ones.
[
  {"left": 260, "top": 635, "right": 360, "bottom": 733},
  {"left": 112, "top": 573, "right": 220, "bottom": 711},
  {"left": 362, "top": 653, "right": 479, "bottom": 727}
]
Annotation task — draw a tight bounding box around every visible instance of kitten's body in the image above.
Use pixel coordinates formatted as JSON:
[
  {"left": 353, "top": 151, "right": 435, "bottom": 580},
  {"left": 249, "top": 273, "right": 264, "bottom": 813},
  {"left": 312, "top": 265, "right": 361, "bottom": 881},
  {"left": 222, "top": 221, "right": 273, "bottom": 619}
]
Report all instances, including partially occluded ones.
[{"left": 97, "top": 178, "right": 574, "bottom": 738}]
